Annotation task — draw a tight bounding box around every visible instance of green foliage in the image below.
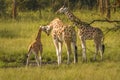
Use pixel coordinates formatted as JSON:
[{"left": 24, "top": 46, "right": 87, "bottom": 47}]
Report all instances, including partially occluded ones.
[
  {"left": 0, "top": 0, "right": 6, "bottom": 16},
  {"left": 1, "top": 0, "right": 120, "bottom": 18},
  {"left": 17, "top": 0, "right": 49, "bottom": 11}
]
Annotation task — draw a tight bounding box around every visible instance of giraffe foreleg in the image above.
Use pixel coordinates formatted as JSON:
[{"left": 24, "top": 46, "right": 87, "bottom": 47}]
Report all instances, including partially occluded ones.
[{"left": 53, "top": 39, "right": 61, "bottom": 65}]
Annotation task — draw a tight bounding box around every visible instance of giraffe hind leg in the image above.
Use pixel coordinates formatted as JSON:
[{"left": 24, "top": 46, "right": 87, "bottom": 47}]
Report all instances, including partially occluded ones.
[
  {"left": 99, "top": 43, "right": 105, "bottom": 61},
  {"left": 39, "top": 46, "right": 43, "bottom": 66},
  {"left": 65, "top": 41, "right": 72, "bottom": 64},
  {"left": 71, "top": 42, "right": 78, "bottom": 63},
  {"left": 94, "top": 42, "right": 99, "bottom": 61},
  {"left": 53, "top": 39, "right": 61, "bottom": 65},
  {"left": 34, "top": 51, "right": 40, "bottom": 66},
  {"left": 26, "top": 50, "right": 32, "bottom": 66},
  {"left": 58, "top": 42, "right": 63, "bottom": 64},
  {"left": 39, "top": 55, "right": 42, "bottom": 66}
]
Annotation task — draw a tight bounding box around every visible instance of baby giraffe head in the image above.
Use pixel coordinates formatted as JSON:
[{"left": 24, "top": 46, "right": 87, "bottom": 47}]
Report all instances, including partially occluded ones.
[
  {"left": 56, "top": 5, "right": 68, "bottom": 14},
  {"left": 40, "top": 25, "right": 52, "bottom": 36}
]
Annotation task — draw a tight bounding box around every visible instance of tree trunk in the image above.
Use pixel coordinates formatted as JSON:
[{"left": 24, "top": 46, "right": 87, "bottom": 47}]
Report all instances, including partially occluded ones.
[
  {"left": 99, "top": 0, "right": 104, "bottom": 15},
  {"left": 39, "top": 9, "right": 42, "bottom": 18},
  {"left": 113, "top": 0, "right": 117, "bottom": 13},
  {"left": 68, "top": 0, "right": 70, "bottom": 8},
  {"left": 105, "top": 0, "right": 111, "bottom": 19},
  {"left": 12, "top": 0, "right": 17, "bottom": 19},
  {"left": 51, "top": 0, "right": 54, "bottom": 9}
]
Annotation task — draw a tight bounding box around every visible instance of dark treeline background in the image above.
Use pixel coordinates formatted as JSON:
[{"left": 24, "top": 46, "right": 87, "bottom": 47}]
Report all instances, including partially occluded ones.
[{"left": 0, "top": 0, "right": 120, "bottom": 19}]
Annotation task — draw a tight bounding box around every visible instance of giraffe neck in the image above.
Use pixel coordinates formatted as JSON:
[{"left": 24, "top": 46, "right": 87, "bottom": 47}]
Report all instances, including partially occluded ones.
[
  {"left": 35, "top": 28, "right": 42, "bottom": 42},
  {"left": 64, "top": 9, "right": 89, "bottom": 27}
]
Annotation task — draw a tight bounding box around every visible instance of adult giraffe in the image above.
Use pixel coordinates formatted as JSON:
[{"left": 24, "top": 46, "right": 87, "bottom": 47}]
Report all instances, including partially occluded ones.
[
  {"left": 56, "top": 6, "right": 105, "bottom": 62},
  {"left": 41, "top": 18, "right": 78, "bottom": 65}
]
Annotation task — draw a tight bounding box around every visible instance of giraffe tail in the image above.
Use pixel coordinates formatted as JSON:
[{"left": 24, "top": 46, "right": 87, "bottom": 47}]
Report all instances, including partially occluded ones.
[
  {"left": 75, "top": 45, "right": 78, "bottom": 63},
  {"left": 102, "top": 44, "right": 105, "bottom": 54},
  {"left": 27, "top": 46, "right": 32, "bottom": 58},
  {"left": 101, "top": 37, "right": 105, "bottom": 54}
]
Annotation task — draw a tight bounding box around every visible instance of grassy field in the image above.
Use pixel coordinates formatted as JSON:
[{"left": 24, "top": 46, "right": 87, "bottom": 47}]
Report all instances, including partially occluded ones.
[{"left": 0, "top": 10, "right": 120, "bottom": 80}]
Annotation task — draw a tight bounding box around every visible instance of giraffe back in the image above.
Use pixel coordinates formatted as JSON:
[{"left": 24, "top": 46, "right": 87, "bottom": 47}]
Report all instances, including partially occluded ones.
[
  {"left": 48, "top": 18, "right": 76, "bottom": 43},
  {"left": 78, "top": 25, "right": 103, "bottom": 40}
]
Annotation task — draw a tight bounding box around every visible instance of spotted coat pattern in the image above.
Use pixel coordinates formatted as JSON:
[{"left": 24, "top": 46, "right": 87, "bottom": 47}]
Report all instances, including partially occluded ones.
[
  {"left": 26, "top": 27, "right": 43, "bottom": 66},
  {"left": 57, "top": 6, "right": 104, "bottom": 61},
  {"left": 43, "top": 18, "right": 78, "bottom": 65}
]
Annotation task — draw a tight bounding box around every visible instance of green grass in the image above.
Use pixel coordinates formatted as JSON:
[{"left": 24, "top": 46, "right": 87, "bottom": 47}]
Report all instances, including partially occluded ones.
[
  {"left": 0, "top": 62, "right": 120, "bottom": 80},
  {"left": 0, "top": 9, "right": 120, "bottom": 80}
]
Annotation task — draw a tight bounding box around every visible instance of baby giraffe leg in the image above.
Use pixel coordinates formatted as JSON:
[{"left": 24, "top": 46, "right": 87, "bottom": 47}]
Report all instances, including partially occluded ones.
[
  {"left": 39, "top": 55, "right": 42, "bottom": 66},
  {"left": 39, "top": 47, "right": 43, "bottom": 66},
  {"left": 26, "top": 50, "right": 32, "bottom": 66},
  {"left": 34, "top": 52, "right": 40, "bottom": 66}
]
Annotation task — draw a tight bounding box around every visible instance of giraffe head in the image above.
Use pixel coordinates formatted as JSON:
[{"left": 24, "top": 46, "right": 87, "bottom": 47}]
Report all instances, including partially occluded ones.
[
  {"left": 56, "top": 5, "right": 68, "bottom": 14},
  {"left": 40, "top": 25, "right": 51, "bottom": 36}
]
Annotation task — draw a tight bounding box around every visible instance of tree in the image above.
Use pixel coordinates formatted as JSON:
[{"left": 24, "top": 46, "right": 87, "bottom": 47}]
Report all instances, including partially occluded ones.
[
  {"left": 105, "top": 0, "right": 111, "bottom": 19},
  {"left": 98, "top": 0, "right": 111, "bottom": 19},
  {"left": 12, "top": 0, "right": 17, "bottom": 19},
  {"left": 113, "top": 0, "right": 120, "bottom": 12},
  {"left": 99, "top": 0, "right": 105, "bottom": 15},
  {"left": 0, "top": 0, "right": 6, "bottom": 17}
]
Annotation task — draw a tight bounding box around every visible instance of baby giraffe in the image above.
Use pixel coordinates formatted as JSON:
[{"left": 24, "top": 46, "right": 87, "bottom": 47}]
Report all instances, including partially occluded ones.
[{"left": 26, "top": 26, "right": 46, "bottom": 66}]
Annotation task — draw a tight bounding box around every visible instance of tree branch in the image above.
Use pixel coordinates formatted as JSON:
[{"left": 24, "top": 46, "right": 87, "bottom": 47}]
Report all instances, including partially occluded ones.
[{"left": 89, "top": 19, "right": 120, "bottom": 25}]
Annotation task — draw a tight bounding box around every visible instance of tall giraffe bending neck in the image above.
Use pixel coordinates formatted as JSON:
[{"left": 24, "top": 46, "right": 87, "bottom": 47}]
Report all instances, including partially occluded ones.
[
  {"left": 60, "top": 8, "right": 89, "bottom": 27},
  {"left": 57, "top": 6, "right": 105, "bottom": 62}
]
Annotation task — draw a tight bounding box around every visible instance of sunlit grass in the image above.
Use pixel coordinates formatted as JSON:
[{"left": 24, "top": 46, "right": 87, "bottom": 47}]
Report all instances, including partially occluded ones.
[{"left": 0, "top": 62, "right": 120, "bottom": 80}]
